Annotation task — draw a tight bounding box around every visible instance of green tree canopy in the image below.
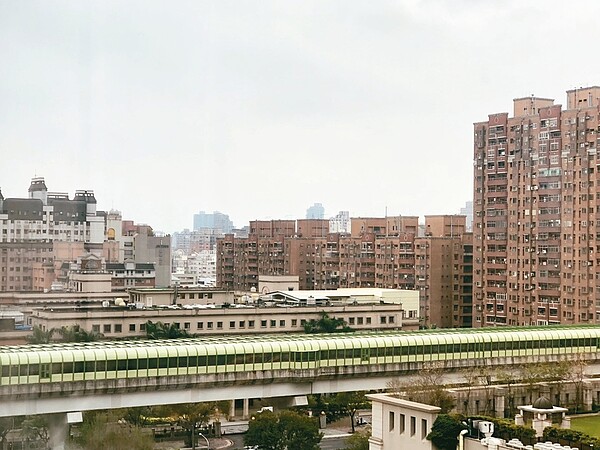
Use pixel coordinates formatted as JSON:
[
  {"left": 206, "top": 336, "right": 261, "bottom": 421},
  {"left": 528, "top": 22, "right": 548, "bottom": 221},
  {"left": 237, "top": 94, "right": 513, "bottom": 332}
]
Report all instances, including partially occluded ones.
[
  {"left": 27, "top": 326, "right": 55, "bottom": 344},
  {"left": 57, "top": 325, "right": 103, "bottom": 342},
  {"left": 145, "top": 320, "right": 190, "bottom": 339},
  {"left": 303, "top": 312, "right": 352, "bottom": 333},
  {"left": 168, "top": 401, "right": 228, "bottom": 450},
  {"left": 74, "top": 411, "right": 154, "bottom": 450},
  {"left": 343, "top": 431, "right": 370, "bottom": 450},
  {"left": 245, "top": 410, "right": 322, "bottom": 450},
  {"left": 426, "top": 414, "right": 466, "bottom": 450}
]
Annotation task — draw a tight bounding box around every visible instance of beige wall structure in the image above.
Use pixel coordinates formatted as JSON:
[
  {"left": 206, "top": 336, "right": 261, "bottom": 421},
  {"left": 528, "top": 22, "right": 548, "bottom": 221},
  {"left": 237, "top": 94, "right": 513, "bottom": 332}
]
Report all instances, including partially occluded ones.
[
  {"left": 30, "top": 303, "right": 410, "bottom": 339},
  {"left": 368, "top": 394, "right": 439, "bottom": 450}
]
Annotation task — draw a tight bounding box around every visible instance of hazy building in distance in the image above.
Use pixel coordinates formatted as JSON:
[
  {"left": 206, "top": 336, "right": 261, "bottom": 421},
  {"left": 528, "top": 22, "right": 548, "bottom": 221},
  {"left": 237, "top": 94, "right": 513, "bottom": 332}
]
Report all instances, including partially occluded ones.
[
  {"left": 329, "top": 210, "right": 350, "bottom": 233},
  {"left": 193, "top": 211, "right": 234, "bottom": 233},
  {"left": 306, "top": 203, "right": 325, "bottom": 219},
  {"left": 473, "top": 86, "right": 600, "bottom": 326},
  {"left": 460, "top": 201, "right": 473, "bottom": 231}
]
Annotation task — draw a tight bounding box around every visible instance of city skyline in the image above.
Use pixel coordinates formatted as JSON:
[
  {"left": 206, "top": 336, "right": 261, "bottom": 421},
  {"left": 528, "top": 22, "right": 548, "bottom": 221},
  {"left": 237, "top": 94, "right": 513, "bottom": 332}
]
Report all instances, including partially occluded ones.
[{"left": 2, "top": 1, "right": 600, "bottom": 232}]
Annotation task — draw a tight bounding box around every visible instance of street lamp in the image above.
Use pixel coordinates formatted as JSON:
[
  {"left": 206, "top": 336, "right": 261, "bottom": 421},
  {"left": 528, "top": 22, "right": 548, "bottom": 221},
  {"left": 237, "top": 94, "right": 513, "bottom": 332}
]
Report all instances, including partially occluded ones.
[{"left": 198, "top": 431, "right": 210, "bottom": 450}]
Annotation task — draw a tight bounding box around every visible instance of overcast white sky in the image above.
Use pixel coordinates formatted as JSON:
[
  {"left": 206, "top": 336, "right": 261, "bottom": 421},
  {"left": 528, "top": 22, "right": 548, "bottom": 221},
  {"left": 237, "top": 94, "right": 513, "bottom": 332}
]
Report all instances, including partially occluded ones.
[{"left": 2, "top": 1, "right": 600, "bottom": 233}]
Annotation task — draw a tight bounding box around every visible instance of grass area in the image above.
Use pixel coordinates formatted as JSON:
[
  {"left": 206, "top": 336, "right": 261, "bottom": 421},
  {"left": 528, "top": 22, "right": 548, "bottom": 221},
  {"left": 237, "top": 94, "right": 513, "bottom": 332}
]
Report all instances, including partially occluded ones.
[{"left": 570, "top": 414, "right": 600, "bottom": 438}]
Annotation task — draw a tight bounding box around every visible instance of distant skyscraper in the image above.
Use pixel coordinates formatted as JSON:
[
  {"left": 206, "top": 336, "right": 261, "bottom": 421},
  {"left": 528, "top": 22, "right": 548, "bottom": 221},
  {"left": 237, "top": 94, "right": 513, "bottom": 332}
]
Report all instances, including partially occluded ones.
[
  {"left": 306, "top": 203, "right": 325, "bottom": 219},
  {"left": 329, "top": 211, "right": 350, "bottom": 233},
  {"left": 193, "top": 211, "right": 234, "bottom": 233},
  {"left": 459, "top": 201, "right": 473, "bottom": 231}
]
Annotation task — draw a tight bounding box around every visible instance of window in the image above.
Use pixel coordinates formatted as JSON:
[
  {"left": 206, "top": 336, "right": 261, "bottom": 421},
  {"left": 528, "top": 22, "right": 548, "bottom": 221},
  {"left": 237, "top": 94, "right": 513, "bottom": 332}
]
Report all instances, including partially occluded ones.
[
  {"left": 103, "top": 324, "right": 111, "bottom": 333},
  {"left": 197, "top": 322, "right": 203, "bottom": 329},
  {"left": 349, "top": 317, "right": 355, "bottom": 325},
  {"left": 400, "top": 414, "right": 405, "bottom": 433},
  {"left": 366, "top": 317, "right": 372, "bottom": 325},
  {"left": 357, "top": 317, "right": 363, "bottom": 325},
  {"left": 261, "top": 320, "right": 267, "bottom": 328},
  {"left": 421, "top": 419, "right": 427, "bottom": 439},
  {"left": 217, "top": 321, "right": 223, "bottom": 329},
  {"left": 389, "top": 316, "right": 395, "bottom": 324},
  {"left": 184, "top": 322, "right": 190, "bottom": 330},
  {"left": 292, "top": 319, "right": 297, "bottom": 327},
  {"left": 389, "top": 411, "right": 395, "bottom": 432},
  {"left": 230, "top": 321, "right": 236, "bottom": 328},
  {"left": 279, "top": 320, "right": 285, "bottom": 327},
  {"left": 92, "top": 324, "right": 100, "bottom": 333},
  {"left": 114, "top": 324, "right": 122, "bottom": 333},
  {"left": 410, "top": 416, "right": 416, "bottom": 436},
  {"left": 207, "top": 322, "right": 213, "bottom": 329},
  {"left": 248, "top": 320, "right": 255, "bottom": 328},
  {"left": 270, "top": 320, "right": 276, "bottom": 327},
  {"left": 140, "top": 323, "right": 146, "bottom": 331},
  {"left": 380, "top": 316, "right": 387, "bottom": 324},
  {"left": 129, "top": 324, "right": 136, "bottom": 332}
]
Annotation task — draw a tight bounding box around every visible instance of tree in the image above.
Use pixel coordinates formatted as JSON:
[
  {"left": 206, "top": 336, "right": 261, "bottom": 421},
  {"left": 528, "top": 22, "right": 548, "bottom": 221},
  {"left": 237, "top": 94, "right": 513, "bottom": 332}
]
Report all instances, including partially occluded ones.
[
  {"left": 303, "top": 312, "right": 352, "bottom": 334},
  {"left": 145, "top": 320, "right": 190, "bottom": 339},
  {"left": 325, "top": 392, "right": 370, "bottom": 434},
  {"left": 122, "top": 406, "right": 153, "bottom": 427},
  {"left": 564, "top": 355, "right": 588, "bottom": 412},
  {"left": 245, "top": 410, "right": 322, "bottom": 450},
  {"left": 27, "top": 326, "right": 55, "bottom": 344},
  {"left": 20, "top": 416, "right": 49, "bottom": 448},
  {"left": 57, "top": 325, "right": 103, "bottom": 342},
  {"left": 343, "top": 431, "right": 370, "bottom": 450},
  {"left": 0, "top": 417, "right": 14, "bottom": 450},
  {"left": 426, "top": 414, "right": 466, "bottom": 450},
  {"left": 387, "top": 363, "right": 455, "bottom": 414},
  {"left": 74, "top": 411, "right": 154, "bottom": 450},
  {"left": 169, "top": 402, "right": 225, "bottom": 449},
  {"left": 245, "top": 411, "right": 282, "bottom": 450}
]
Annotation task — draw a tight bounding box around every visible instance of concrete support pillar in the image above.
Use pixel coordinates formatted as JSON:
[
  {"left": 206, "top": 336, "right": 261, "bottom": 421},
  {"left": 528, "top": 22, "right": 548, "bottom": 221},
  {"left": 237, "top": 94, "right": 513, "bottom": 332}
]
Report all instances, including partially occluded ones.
[
  {"left": 583, "top": 382, "right": 593, "bottom": 412},
  {"left": 242, "top": 398, "right": 250, "bottom": 420},
  {"left": 229, "top": 399, "right": 235, "bottom": 419},
  {"left": 494, "top": 388, "right": 506, "bottom": 418},
  {"left": 47, "top": 413, "right": 69, "bottom": 450}
]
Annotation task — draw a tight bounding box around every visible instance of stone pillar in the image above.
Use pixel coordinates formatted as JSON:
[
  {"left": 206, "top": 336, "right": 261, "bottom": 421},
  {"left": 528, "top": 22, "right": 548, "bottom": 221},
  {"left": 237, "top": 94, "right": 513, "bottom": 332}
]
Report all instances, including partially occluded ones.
[
  {"left": 242, "top": 398, "right": 250, "bottom": 420},
  {"left": 514, "top": 414, "right": 524, "bottom": 427},
  {"left": 229, "top": 399, "right": 236, "bottom": 419},
  {"left": 583, "top": 382, "right": 593, "bottom": 412},
  {"left": 47, "top": 413, "right": 69, "bottom": 450},
  {"left": 494, "top": 387, "right": 506, "bottom": 418}
]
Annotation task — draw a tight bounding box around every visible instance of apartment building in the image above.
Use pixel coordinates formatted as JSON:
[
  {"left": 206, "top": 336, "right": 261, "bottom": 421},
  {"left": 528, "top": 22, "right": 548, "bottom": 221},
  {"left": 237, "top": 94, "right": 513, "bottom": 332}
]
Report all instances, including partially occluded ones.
[
  {"left": 415, "top": 216, "right": 473, "bottom": 328},
  {"left": 0, "top": 178, "right": 171, "bottom": 292},
  {"left": 473, "top": 86, "right": 600, "bottom": 326},
  {"left": 0, "top": 178, "right": 104, "bottom": 291},
  {"left": 216, "top": 218, "right": 418, "bottom": 292}
]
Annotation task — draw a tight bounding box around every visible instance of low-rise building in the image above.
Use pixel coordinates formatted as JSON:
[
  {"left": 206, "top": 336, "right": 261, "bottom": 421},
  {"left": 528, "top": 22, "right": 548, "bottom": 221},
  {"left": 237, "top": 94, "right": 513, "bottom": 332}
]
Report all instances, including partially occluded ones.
[{"left": 29, "top": 302, "right": 411, "bottom": 339}]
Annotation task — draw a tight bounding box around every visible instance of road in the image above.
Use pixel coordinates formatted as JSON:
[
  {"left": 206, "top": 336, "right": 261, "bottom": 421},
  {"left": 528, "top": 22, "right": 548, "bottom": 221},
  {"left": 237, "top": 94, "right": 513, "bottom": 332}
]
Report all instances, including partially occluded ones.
[
  {"left": 224, "top": 433, "right": 349, "bottom": 450},
  {"left": 320, "top": 435, "right": 350, "bottom": 449}
]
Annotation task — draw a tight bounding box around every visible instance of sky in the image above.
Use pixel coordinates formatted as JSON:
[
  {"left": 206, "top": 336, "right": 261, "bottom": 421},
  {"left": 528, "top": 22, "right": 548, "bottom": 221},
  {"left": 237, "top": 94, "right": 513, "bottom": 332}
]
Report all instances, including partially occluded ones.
[{"left": 2, "top": 1, "right": 600, "bottom": 234}]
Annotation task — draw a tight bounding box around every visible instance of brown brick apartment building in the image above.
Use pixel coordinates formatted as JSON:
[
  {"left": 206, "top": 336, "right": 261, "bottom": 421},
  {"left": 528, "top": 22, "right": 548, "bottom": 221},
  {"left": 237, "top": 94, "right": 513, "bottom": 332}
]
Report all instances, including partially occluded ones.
[
  {"left": 217, "top": 216, "right": 473, "bottom": 328},
  {"left": 473, "top": 86, "right": 600, "bottom": 326}
]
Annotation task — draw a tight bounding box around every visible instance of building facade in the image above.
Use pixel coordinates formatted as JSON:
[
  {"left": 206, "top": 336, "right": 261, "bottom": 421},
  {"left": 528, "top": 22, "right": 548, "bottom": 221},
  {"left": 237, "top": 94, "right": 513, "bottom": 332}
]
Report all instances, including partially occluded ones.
[
  {"left": 473, "top": 86, "right": 600, "bottom": 326},
  {"left": 217, "top": 217, "right": 423, "bottom": 294},
  {"left": 416, "top": 216, "right": 473, "bottom": 328},
  {"left": 0, "top": 178, "right": 104, "bottom": 292}
]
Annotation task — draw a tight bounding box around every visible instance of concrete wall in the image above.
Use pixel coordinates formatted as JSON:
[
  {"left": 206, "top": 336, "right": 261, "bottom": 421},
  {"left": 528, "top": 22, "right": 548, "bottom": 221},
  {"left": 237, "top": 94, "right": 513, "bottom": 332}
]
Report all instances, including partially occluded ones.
[{"left": 368, "top": 394, "right": 439, "bottom": 450}]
